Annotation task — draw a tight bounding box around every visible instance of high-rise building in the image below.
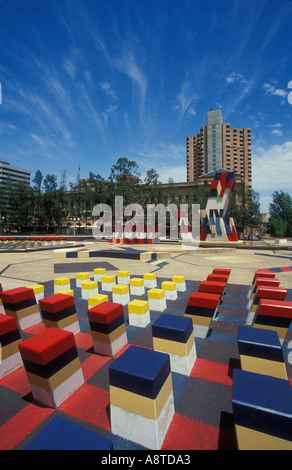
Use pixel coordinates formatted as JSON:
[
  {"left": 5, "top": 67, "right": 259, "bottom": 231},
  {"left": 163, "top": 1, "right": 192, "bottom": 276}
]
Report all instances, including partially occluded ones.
[
  {"left": 186, "top": 110, "right": 252, "bottom": 188},
  {"left": 0, "top": 161, "right": 30, "bottom": 185}
]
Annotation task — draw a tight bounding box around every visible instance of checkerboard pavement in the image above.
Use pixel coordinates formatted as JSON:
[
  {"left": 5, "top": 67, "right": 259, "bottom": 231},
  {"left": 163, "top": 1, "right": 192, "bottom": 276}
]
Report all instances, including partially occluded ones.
[{"left": 1, "top": 273, "right": 291, "bottom": 451}]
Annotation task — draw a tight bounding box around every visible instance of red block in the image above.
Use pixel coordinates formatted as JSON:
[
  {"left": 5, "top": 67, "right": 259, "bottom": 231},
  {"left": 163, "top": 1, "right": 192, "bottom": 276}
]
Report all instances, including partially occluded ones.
[
  {"left": 39, "top": 293, "right": 74, "bottom": 313},
  {"left": 18, "top": 327, "right": 76, "bottom": 365},
  {"left": 87, "top": 301, "right": 124, "bottom": 325},
  {"left": 255, "top": 286, "right": 287, "bottom": 301},
  {"left": 0, "top": 287, "right": 35, "bottom": 304},
  {"left": 258, "top": 298, "right": 292, "bottom": 319},
  {"left": 212, "top": 268, "right": 231, "bottom": 278},
  {"left": 207, "top": 274, "right": 229, "bottom": 283},
  {"left": 0, "top": 314, "right": 19, "bottom": 335},
  {"left": 188, "top": 292, "right": 220, "bottom": 309},
  {"left": 199, "top": 281, "right": 226, "bottom": 294},
  {"left": 254, "top": 270, "right": 275, "bottom": 280},
  {"left": 255, "top": 278, "right": 280, "bottom": 288}
]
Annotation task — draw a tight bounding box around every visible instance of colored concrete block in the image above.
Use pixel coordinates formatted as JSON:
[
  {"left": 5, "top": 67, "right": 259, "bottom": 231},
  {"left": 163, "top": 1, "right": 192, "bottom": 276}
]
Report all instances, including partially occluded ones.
[
  {"left": 147, "top": 289, "right": 167, "bottom": 312},
  {"left": 109, "top": 345, "right": 174, "bottom": 450},
  {"left": 101, "top": 275, "right": 116, "bottom": 292},
  {"left": 26, "top": 284, "right": 44, "bottom": 303},
  {"left": 247, "top": 270, "right": 276, "bottom": 298},
  {"left": 76, "top": 272, "right": 90, "bottom": 288},
  {"left": 232, "top": 368, "right": 292, "bottom": 449},
  {"left": 112, "top": 284, "right": 130, "bottom": 306},
  {"left": 54, "top": 277, "right": 70, "bottom": 292},
  {"left": 0, "top": 314, "right": 22, "bottom": 378},
  {"left": 117, "top": 270, "right": 130, "bottom": 285},
  {"left": 129, "top": 278, "right": 145, "bottom": 296},
  {"left": 94, "top": 268, "right": 106, "bottom": 282},
  {"left": 54, "top": 289, "right": 74, "bottom": 296},
  {"left": 39, "top": 293, "right": 80, "bottom": 335},
  {"left": 24, "top": 415, "right": 113, "bottom": 450},
  {"left": 0, "top": 287, "right": 42, "bottom": 331},
  {"left": 152, "top": 314, "right": 196, "bottom": 375},
  {"left": 88, "top": 293, "right": 108, "bottom": 308},
  {"left": 81, "top": 280, "right": 98, "bottom": 300},
  {"left": 253, "top": 298, "right": 292, "bottom": 343},
  {"left": 247, "top": 277, "right": 280, "bottom": 310},
  {"left": 248, "top": 286, "right": 288, "bottom": 326},
  {"left": 18, "top": 327, "right": 84, "bottom": 408},
  {"left": 87, "top": 301, "right": 127, "bottom": 356},
  {"left": 212, "top": 268, "right": 231, "bottom": 278},
  {"left": 184, "top": 291, "right": 220, "bottom": 338},
  {"left": 128, "top": 299, "right": 150, "bottom": 327},
  {"left": 237, "top": 325, "right": 288, "bottom": 379},
  {"left": 143, "top": 273, "right": 157, "bottom": 288},
  {"left": 172, "top": 275, "right": 186, "bottom": 292},
  {"left": 206, "top": 273, "right": 229, "bottom": 284},
  {"left": 161, "top": 281, "right": 177, "bottom": 300},
  {"left": 198, "top": 280, "right": 226, "bottom": 299}
]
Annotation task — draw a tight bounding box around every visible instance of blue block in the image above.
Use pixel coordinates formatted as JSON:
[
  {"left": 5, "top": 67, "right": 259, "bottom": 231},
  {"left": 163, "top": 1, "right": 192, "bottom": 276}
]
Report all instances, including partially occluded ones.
[
  {"left": 24, "top": 416, "right": 113, "bottom": 450},
  {"left": 237, "top": 325, "right": 284, "bottom": 362},
  {"left": 109, "top": 345, "right": 170, "bottom": 399},
  {"left": 152, "top": 313, "right": 193, "bottom": 343},
  {"left": 232, "top": 369, "right": 292, "bottom": 442}
]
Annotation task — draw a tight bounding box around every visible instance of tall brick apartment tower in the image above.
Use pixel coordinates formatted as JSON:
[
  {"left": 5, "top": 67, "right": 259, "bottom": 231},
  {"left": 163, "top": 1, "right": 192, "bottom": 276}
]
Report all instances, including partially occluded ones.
[{"left": 186, "top": 109, "right": 252, "bottom": 189}]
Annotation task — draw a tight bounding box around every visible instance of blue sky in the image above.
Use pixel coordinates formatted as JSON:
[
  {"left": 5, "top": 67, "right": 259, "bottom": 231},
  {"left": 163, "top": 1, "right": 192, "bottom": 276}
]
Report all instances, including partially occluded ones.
[{"left": 0, "top": 0, "right": 291, "bottom": 213}]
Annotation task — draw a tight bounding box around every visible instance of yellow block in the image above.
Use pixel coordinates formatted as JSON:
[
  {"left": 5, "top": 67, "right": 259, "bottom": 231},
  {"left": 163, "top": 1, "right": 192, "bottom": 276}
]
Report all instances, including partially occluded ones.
[
  {"left": 143, "top": 273, "right": 156, "bottom": 281},
  {"left": 161, "top": 281, "right": 176, "bottom": 291},
  {"left": 172, "top": 275, "right": 185, "bottom": 283},
  {"left": 235, "top": 424, "right": 292, "bottom": 450},
  {"left": 27, "top": 284, "right": 44, "bottom": 295},
  {"left": 54, "top": 277, "right": 70, "bottom": 286},
  {"left": 128, "top": 299, "right": 149, "bottom": 315},
  {"left": 88, "top": 294, "right": 108, "bottom": 307},
  {"left": 55, "top": 289, "right": 74, "bottom": 296},
  {"left": 240, "top": 355, "right": 288, "bottom": 380},
  {"left": 147, "top": 288, "right": 165, "bottom": 300},
  {"left": 94, "top": 268, "right": 106, "bottom": 275},
  {"left": 112, "top": 284, "right": 129, "bottom": 295},
  {"left": 109, "top": 373, "right": 173, "bottom": 420},
  {"left": 117, "top": 270, "right": 130, "bottom": 278},
  {"left": 184, "top": 314, "right": 212, "bottom": 327},
  {"left": 130, "top": 278, "right": 144, "bottom": 287},
  {"left": 81, "top": 281, "right": 98, "bottom": 290},
  {"left": 153, "top": 334, "right": 194, "bottom": 357},
  {"left": 76, "top": 272, "right": 90, "bottom": 280},
  {"left": 101, "top": 275, "right": 115, "bottom": 283}
]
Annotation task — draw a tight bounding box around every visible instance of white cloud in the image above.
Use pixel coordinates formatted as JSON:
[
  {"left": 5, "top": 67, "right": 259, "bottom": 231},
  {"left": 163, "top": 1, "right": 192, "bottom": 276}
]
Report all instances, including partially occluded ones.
[
  {"left": 262, "top": 83, "right": 288, "bottom": 98},
  {"left": 252, "top": 141, "right": 292, "bottom": 212},
  {"left": 226, "top": 72, "right": 247, "bottom": 84},
  {"left": 100, "top": 82, "right": 118, "bottom": 99},
  {"left": 271, "top": 128, "right": 283, "bottom": 136}
]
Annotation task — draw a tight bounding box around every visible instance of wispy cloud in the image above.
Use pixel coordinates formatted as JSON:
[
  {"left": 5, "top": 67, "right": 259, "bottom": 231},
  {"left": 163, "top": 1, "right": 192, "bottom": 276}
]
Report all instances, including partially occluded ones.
[
  {"left": 100, "top": 82, "right": 118, "bottom": 100},
  {"left": 263, "top": 82, "right": 288, "bottom": 100},
  {"left": 173, "top": 77, "right": 198, "bottom": 122},
  {"left": 226, "top": 72, "right": 247, "bottom": 85}
]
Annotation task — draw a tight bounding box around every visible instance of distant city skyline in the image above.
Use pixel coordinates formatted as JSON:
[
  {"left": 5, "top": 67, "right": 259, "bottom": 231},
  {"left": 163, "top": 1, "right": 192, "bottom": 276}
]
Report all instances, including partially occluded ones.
[{"left": 0, "top": 0, "right": 291, "bottom": 214}]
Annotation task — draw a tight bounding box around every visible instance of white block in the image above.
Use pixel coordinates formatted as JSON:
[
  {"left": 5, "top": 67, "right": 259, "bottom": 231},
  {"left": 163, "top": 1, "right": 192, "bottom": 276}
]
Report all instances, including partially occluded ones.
[
  {"left": 110, "top": 391, "right": 175, "bottom": 450},
  {"left": 112, "top": 292, "right": 130, "bottom": 306},
  {"left": 128, "top": 311, "right": 151, "bottom": 327},
  {"left": 0, "top": 351, "right": 23, "bottom": 379},
  {"left": 30, "top": 367, "right": 84, "bottom": 408},
  {"left": 130, "top": 285, "right": 145, "bottom": 296},
  {"left": 148, "top": 297, "right": 167, "bottom": 312},
  {"left": 167, "top": 342, "right": 197, "bottom": 376},
  {"left": 93, "top": 331, "right": 128, "bottom": 357}
]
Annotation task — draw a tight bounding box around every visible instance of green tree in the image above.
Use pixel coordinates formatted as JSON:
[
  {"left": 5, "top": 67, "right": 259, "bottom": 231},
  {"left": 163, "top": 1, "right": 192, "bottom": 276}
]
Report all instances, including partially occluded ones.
[
  {"left": 269, "top": 190, "right": 292, "bottom": 237},
  {"left": 228, "top": 188, "right": 262, "bottom": 238}
]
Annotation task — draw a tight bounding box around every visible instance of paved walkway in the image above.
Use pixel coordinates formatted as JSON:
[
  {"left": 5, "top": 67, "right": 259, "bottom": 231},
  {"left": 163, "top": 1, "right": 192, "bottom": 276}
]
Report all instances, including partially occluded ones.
[{"left": 1, "top": 241, "right": 292, "bottom": 290}]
